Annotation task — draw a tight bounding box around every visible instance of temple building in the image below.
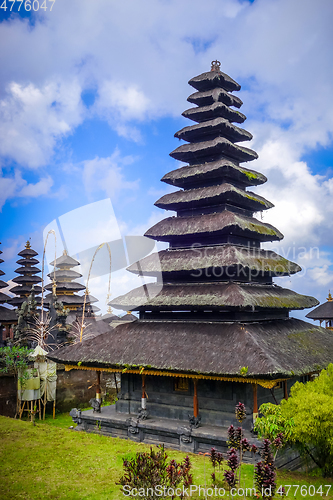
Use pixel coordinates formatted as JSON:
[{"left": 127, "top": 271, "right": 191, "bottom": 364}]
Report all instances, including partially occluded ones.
[
  {"left": 0, "top": 243, "right": 17, "bottom": 345},
  {"left": 306, "top": 292, "right": 333, "bottom": 330},
  {"left": 44, "top": 251, "right": 91, "bottom": 314},
  {"left": 9, "top": 242, "right": 42, "bottom": 308},
  {"left": 50, "top": 63, "right": 333, "bottom": 452}
]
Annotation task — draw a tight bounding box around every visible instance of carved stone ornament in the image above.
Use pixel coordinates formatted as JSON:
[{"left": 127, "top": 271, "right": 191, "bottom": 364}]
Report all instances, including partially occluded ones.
[
  {"left": 89, "top": 398, "right": 102, "bottom": 413},
  {"left": 177, "top": 426, "right": 192, "bottom": 443},
  {"left": 137, "top": 408, "right": 149, "bottom": 420},
  {"left": 188, "top": 414, "right": 201, "bottom": 429},
  {"left": 126, "top": 417, "right": 139, "bottom": 434},
  {"left": 69, "top": 408, "right": 82, "bottom": 424}
]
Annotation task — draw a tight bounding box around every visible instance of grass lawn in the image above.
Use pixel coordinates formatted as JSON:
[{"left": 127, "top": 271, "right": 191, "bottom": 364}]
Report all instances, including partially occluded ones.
[{"left": 0, "top": 414, "right": 332, "bottom": 499}]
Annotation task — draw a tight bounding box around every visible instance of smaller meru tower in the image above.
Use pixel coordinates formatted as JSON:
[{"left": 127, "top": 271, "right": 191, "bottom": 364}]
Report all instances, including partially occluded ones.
[
  {"left": 51, "top": 62, "right": 333, "bottom": 452},
  {"left": 9, "top": 241, "right": 42, "bottom": 308}
]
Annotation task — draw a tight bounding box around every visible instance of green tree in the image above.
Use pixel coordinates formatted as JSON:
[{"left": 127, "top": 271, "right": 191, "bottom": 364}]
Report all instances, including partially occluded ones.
[
  {"left": 256, "top": 364, "right": 333, "bottom": 477},
  {"left": 0, "top": 346, "right": 33, "bottom": 416},
  {"left": 254, "top": 402, "right": 295, "bottom": 445},
  {"left": 281, "top": 364, "right": 333, "bottom": 477}
]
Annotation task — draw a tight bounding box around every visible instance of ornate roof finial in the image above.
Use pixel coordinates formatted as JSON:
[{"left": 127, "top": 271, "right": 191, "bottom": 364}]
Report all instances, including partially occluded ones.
[
  {"left": 63, "top": 249, "right": 68, "bottom": 256},
  {"left": 327, "top": 291, "right": 332, "bottom": 302},
  {"left": 25, "top": 240, "right": 31, "bottom": 249},
  {"left": 107, "top": 305, "right": 112, "bottom": 314},
  {"left": 211, "top": 60, "right": 221, "bottom": 72}
]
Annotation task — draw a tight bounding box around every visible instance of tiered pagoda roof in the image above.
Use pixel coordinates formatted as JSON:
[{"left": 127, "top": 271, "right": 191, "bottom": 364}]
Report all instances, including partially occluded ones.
[
  {"left": 8, "top": 241, "right": 42, "bottom": 308},
  {"left": 306, "top": 292, "right": 333, "bottom": 327},
  {"left": 50, "top": 62, "right": 333, "bottom": 379},
  {"left": 0, "top": 243, "right": 11, "bottom": 305},
  {"left": 0, "top": 243, "right": 17, "bottom": 325},
  {"left": 44, "top": 251, "right": 97, "bottom": 313}
]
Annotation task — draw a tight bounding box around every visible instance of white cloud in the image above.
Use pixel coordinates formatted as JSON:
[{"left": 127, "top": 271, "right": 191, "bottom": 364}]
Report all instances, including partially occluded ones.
[
  {"left": 82, "top": 149, "right": 139, "bottom": 200},
  {"left": 96, "top": 81, "right": 151, "bottom": 120},
  {"left": 0, "top": 169, "right": 53, "bottom": 210},
  {"left": 18, "top": 175, "right": 53, "bottom": 198},
  {"left": 0, "top": 80, "right": 84, "bottom": 168},
  {"left": 0, "top": 0, "right": 332, "bottom": 161}
]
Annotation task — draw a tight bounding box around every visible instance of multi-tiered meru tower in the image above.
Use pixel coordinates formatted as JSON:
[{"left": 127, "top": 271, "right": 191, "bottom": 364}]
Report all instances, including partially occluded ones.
[
  {"left": 51, "top": 63, "right": 333, "bottom": 452},
  {"left": 9, "top": 242, "right": 42, "bottom": 308},
  {"left": 0, "top": 243, "right": 17, "bottom": 345}
]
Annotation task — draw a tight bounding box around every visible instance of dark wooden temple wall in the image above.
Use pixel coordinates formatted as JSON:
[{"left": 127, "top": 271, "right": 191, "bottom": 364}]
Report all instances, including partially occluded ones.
[{"left": 116, "top": 373, "right": 289, "bottom": 429}]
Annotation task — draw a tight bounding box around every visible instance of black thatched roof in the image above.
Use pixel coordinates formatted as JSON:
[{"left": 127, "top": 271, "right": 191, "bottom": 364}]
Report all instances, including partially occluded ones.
[
  {"left": 0, "top": 292, "right": 10, "bottom": 303},
  {"left": 44, "top": 281, "right": 85, "bottom": 292},
  {"left": 161, "top": 158, "right": 267, "bottom": 189},
  {"left": 182, "top": 102, "right": 246, "bottom": 125},
  {"left": 0, "top": 305, "right": 17, "bottom": 322},
  {"left": 68, "top": 316, "right": 113, "bottom": 338},
  {"left": 109, "top": 282, "right": 318, "bottom": 311},
  {"left": 44, "top": 294, "right": 85, "bottom": 305},
  {"left": 9, "top": 296, "right": 42, "bottom": 307},
  {"left": 17, "top": 248, "right": 38, "bottom": 258},
  {"left": 12, "top": 275, "right": 41, "bottom": 284},
  {"left": 187, "top": 88, "right": 243, "bottom": 108},
  {"left": 47, "top": 269, "right": 82, "bottom": 280},
  {"left": 189, "top": 70, "right": 241, "bottom": 92},
  {"left": 155, "top": 183, "right": 273, "bottom": 213},
  {"left": 306, "top": 300, "right": 333, "bottom": 320},
  {"left": 50, "top": 254, "right": 80, "bottom": 268},
  {"left": 175, "top": 117, "right": 252, "bottom": 143},
  {"left": 16, "top": 258, "right": 39, "bottom": 266},
  {"left": 47, "top": 318, "right": 333, "bottom": 378},
  {"left": 145, "top": 210, "right": 283, "bottom": 243},
  {"left": 170, "top": 137, "right": 257, "bottom": 164},
  {"left": 14, "top": 266, "right": 41, "bottom": 275},
  {"left": 127, "top": 245, "right": 301, "bottom": 277},
  {"left": 9, "top": 285, "right": 42, "bottom": 294}
]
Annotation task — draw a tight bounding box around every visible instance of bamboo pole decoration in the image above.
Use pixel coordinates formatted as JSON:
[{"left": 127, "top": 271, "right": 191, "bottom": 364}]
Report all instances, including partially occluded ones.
[
  {"left": 80, "top": 242, "right": 112, "bottom": 342},
  {"left": 252, "top": 383, "right": 258, "bottom": 422},
  {"left": 193, "top": 379, "right": 199, "bottom": 418}
]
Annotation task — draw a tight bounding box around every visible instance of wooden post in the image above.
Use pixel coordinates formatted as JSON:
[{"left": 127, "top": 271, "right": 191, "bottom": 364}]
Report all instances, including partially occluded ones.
[
  {"left": 43, "top": 391, "right": 46, "bottom": 420},
  {"left": 193, "top": 379, "right": 199, "bottom": 418},
  {"left": 141, "top": 374, "right": 146, "bottom": 409},
  {"left": 96, "top": 371, "right": 101, "bottom": 402},
  {"left": 284, "top": 380, "right": 288, "bottom": 400},
  {"left": 53, "top": 400, "right": 56, "bottom": 419},
  {"left": 252, "top": 383, "right": 258, "bottom": 422},
  {"left": 114, "top": 372, "right": 118, "bottom": 394}
]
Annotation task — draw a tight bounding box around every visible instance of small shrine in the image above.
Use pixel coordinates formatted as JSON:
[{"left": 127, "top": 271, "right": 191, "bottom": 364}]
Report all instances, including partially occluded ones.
[
  {"left": 306, "top": 292, "right": 333, "bottom": 330},
  {"left": 18, "top": 345, "right": 57, "bottom": 421},
  {"left": 49, "top": 63, "right": 333, "bottom": 452}
]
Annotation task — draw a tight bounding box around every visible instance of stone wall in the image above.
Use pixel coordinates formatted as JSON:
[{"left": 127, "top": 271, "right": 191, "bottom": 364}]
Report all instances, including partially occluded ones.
[
  {"left": 0, "top": 372, "right": 17, "bottom": 417},
  {"left": 0, "top": 365, "right": 120, "bottom": 417}
]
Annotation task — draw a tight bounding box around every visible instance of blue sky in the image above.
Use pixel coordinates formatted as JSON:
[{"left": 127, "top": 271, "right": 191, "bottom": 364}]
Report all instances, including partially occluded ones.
[{"left": 0, "top": 0, "right": 332, "bottom": 317}]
